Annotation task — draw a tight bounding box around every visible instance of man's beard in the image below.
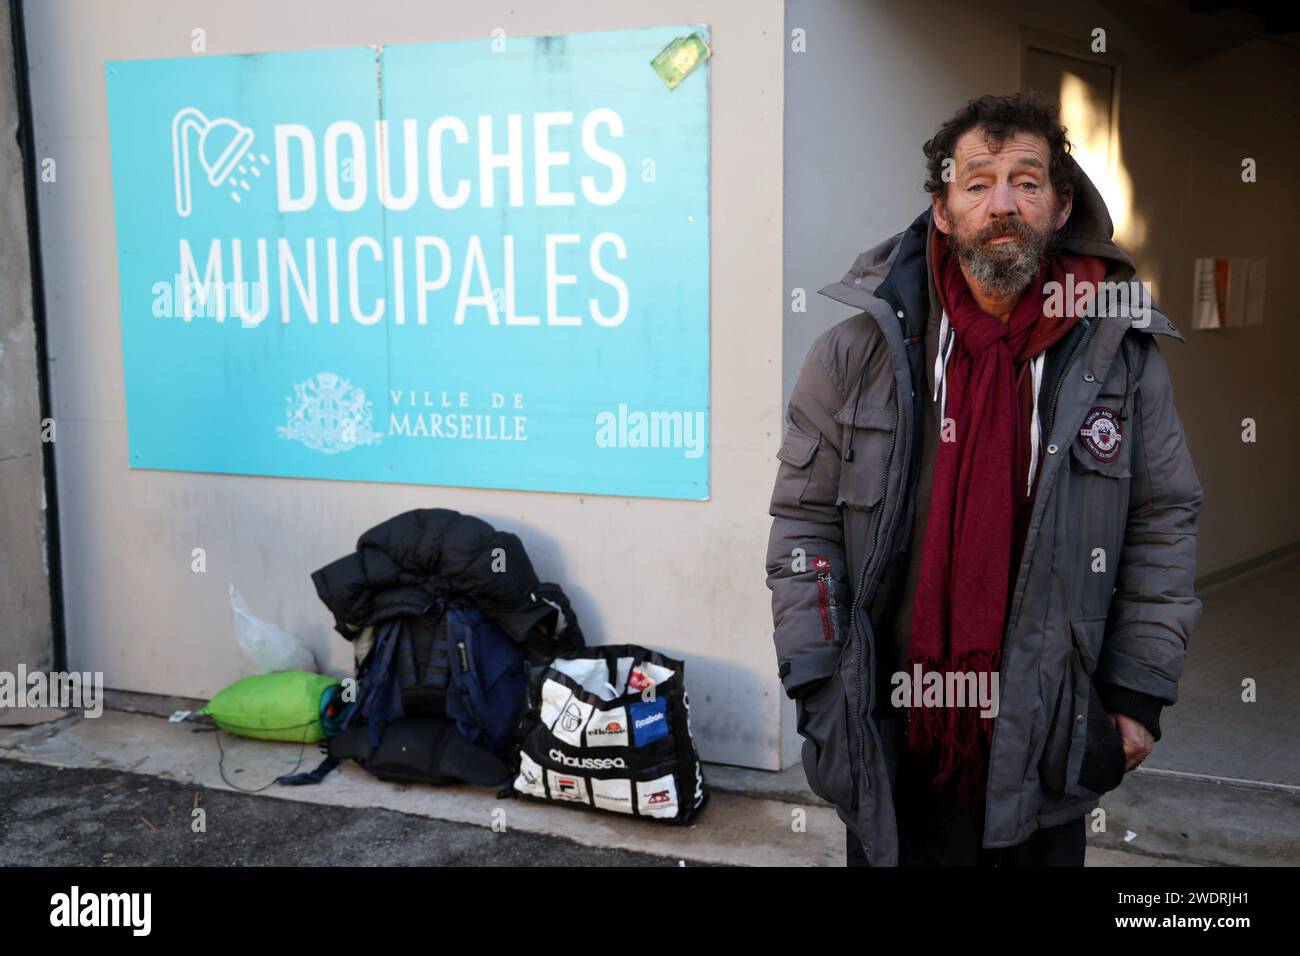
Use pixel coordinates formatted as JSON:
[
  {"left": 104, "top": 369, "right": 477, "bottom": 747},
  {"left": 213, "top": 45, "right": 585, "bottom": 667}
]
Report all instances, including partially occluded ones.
[{"left": 945, "top": 211, "right": 1060, "bottom": 297}]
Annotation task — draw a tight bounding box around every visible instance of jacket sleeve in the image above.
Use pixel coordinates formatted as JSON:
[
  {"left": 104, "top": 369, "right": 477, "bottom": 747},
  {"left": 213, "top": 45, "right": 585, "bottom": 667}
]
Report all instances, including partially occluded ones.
[
  {"left": 1098, "top": 337, "right": 1204, "bottom": 716},
  {"left": 1095, "top": 681, "right": 1166, "bottom": 742},
  {"left": 766, "top": 328, "right": 854, "bottom": 701}
]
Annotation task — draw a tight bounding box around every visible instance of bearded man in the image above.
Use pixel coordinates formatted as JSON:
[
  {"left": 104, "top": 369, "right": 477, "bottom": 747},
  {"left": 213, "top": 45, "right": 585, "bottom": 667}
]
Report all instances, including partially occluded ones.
[{"left": 765, "top": 92, "right": 1203, "bottom": 867}]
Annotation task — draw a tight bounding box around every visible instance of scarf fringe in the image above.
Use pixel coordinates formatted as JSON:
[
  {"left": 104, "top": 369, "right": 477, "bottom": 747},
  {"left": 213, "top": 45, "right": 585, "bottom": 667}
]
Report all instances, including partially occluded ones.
[{"left": 903, "top": 649, "right": 1001, "bottom": 809}]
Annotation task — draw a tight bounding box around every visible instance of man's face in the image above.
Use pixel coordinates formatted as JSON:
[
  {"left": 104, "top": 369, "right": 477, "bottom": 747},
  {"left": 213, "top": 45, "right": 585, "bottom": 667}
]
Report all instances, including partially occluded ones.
[{"left": 932, "top": 127, "right": 1072, "bottom": 297}]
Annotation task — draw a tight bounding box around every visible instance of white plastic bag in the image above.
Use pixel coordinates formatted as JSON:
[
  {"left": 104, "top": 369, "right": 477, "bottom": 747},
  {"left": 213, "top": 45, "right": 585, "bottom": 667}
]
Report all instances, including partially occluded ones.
[{"left": 229, "top": 585, "right": 317, "bottom": 674}]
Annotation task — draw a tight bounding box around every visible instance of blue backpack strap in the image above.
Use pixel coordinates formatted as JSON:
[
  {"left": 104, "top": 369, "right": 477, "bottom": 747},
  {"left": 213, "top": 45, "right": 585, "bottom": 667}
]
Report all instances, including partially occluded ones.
[
  {"left": 445, "top": 602, "right": 525, "bottom": 755},
  {"left": 279, "top": 625, "right": 393, "bottom": 787},
  {"left": 444, "top": 605, "right": 484, "bottom": 747},
  {"left": 280, "top": 683, "right": 358, "bottom": 786},
  {"left": 277, "top": 755, "right": 340, "bottom": 786},
  {"left": 423, "top": 615, "right": 453, "bottom": 694},
  {"left": 395, "top": 620, "right": 418, "bottom": 692},
  {"left": 280, "top": 621, "right": 406, "bottom": 787},
  {"left": 358, "top": 619, "right": 403, "bottom": 749}
]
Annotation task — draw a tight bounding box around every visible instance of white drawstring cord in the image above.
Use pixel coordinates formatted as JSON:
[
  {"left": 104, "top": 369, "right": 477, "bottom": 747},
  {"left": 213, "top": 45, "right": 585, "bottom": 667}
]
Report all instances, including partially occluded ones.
[
  {"left": 1026, "top": 352, "right": 1045, "bottom": 497},
  {"left": 932, "top": 310, "right": 1046, "bottom": 498},
  {"left": 933, "top": 310, "right": 955, "bottom": 426}
]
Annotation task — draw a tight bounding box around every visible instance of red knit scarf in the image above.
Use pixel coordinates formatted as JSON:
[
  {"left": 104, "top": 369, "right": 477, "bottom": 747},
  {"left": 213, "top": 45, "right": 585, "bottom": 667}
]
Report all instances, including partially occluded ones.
[{"left": 904, "top": 231, "right": 1101, "bottom": 806}]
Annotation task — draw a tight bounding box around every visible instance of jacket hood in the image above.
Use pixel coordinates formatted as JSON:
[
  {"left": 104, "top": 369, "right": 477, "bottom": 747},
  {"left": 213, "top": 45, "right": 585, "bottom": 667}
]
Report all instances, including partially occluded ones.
[{"left": 819, "top": 154, "right": 1181, "bottom": 340}]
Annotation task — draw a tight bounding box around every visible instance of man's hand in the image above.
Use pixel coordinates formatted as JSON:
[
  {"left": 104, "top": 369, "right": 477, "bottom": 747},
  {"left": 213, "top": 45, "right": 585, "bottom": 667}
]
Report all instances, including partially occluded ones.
[{"left": 1110, "top": 713, "right": 1154, "bottom": 771}]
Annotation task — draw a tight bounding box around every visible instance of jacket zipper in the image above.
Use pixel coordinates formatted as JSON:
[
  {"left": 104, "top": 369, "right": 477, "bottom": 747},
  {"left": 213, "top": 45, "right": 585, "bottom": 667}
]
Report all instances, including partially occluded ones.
[
  {"left": 1045, "top": 317, "right": 1097, "bottom": 442},
  {"left": 850, "top": 381, "right": 898, "bottom": 803}
]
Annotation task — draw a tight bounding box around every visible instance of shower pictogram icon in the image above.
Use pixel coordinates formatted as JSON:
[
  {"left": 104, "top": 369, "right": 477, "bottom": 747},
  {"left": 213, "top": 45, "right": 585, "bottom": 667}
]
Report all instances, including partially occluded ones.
[{"left": 171, "top": 107, "right": 271, "bottom": 217}]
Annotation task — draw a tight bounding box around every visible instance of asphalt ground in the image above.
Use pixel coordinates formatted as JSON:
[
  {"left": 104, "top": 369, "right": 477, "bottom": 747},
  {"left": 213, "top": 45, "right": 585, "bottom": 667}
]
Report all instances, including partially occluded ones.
[{"left": 0, "top": 758, "right": 699, "bottom": 867}]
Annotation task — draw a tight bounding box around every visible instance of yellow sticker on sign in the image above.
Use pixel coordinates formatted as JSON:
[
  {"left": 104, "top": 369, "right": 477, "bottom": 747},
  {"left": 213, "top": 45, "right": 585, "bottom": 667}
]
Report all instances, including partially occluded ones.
[{"left": 651, "top": 33, "right": 711, "bottom": 91}]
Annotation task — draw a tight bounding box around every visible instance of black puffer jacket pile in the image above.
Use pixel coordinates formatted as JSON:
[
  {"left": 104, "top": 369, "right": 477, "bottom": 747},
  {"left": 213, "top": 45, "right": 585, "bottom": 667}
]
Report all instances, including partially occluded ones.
[{"left": 312, "top": 508, "right": 585, "bottom": 664}]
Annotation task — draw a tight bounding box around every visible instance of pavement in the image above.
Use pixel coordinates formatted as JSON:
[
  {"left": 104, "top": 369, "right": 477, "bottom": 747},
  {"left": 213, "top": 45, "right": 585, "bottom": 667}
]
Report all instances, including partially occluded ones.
[
  {"left": 0, "top": 759, "right": 687, "bottom": 867},
  {"left": 0, "top": 704, "right": 843, "bottom": 867},
  {"left": 0, "top": 694, "right": 1291, "bottom": 866}
]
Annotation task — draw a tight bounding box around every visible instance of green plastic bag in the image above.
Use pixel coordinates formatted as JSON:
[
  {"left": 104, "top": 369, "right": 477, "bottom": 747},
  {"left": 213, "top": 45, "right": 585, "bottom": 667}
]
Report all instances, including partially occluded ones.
[{"left": 200, "top": 670, "right": 340, "bottom": 743}]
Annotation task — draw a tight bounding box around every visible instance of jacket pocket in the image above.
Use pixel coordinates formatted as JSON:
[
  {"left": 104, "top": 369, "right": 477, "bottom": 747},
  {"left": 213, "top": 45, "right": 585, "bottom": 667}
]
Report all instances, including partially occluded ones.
[
  {"left": 795, "top": 670, "right": 856, "bottom": 812},
  {"left": 1040, "top": 616, "right": 1127, "bottom": 800},
  {"left": 772, "top": 423, "right": 822, "bottom": 508},
  {"left": 1071, "top": 616, "right": 1127, "bottom": 797},
  {"left": 832, "top": 401, "right": 895, "bottom": 511},
  {"left": 1077, "top": 678, "right": 1127, "bottom": 797}
]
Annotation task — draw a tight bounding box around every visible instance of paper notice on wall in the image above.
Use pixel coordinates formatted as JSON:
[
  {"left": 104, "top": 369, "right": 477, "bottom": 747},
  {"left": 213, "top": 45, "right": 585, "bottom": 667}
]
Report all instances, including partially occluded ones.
[
  {"left": 1192, "top": 258, "right": 1266, "bottom": 329},
  {"left": 1192, "top": 258, "right": 1220, "bottom": 329}
]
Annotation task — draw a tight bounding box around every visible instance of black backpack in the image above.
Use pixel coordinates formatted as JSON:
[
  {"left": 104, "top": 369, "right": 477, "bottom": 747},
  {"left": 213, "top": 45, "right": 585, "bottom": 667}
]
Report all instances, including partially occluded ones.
[
  {"left": 280, "top": 599, "right": 530, "bottom": 788},
  {"left": 349, "top": 598, "right": 528, "bottom": 757}
]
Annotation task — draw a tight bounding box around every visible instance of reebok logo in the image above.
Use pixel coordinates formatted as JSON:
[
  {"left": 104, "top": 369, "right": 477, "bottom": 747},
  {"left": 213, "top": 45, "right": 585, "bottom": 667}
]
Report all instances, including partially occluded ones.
[{"left": 634, "top": 711, "right": 664, "bottom": 731}]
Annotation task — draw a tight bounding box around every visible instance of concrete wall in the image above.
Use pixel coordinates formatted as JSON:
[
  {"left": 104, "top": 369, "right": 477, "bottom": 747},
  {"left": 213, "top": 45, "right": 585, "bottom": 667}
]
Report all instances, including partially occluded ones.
[
  {"left": 0, "top": 0, "right": 54, "bottom": 675},
  {"left": 22, "top": 0, "right": 786, "bottom": 768},
  {"left": 784, "top": 0, "right": 1300, "bottom": 576}
]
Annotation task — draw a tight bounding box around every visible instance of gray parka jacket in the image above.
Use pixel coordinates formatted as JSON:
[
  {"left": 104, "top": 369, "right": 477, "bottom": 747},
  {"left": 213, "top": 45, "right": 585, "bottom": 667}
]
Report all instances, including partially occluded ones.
[{"left": 765, "top": 158, "right": 1203, "bottom": 866}]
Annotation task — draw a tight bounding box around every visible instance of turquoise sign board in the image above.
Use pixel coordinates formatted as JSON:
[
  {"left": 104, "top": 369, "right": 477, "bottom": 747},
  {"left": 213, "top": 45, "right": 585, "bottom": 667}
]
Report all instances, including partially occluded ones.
[{"left": 104, "top": 26, "right": 710, "bottom": 499}]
